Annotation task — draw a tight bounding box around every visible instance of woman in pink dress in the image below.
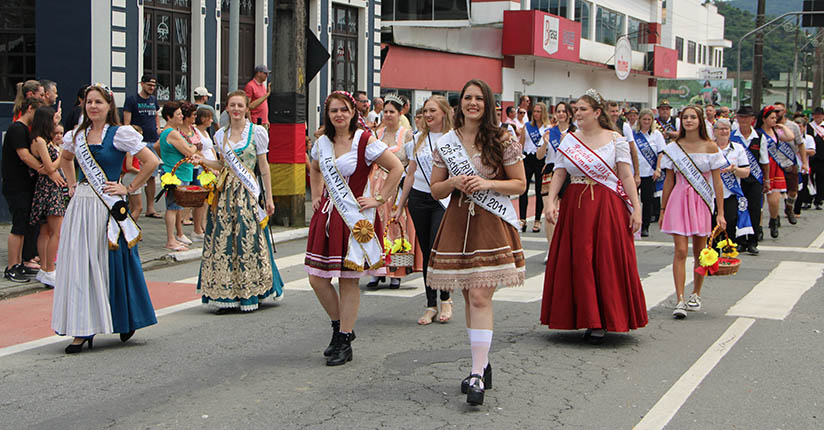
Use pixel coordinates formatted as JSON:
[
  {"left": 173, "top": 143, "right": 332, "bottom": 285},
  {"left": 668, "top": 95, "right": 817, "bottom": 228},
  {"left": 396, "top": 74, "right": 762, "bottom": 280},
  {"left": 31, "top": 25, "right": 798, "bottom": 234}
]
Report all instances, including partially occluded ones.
[{"left": 660, "top": 105, "right": 727, "bottom": 319}]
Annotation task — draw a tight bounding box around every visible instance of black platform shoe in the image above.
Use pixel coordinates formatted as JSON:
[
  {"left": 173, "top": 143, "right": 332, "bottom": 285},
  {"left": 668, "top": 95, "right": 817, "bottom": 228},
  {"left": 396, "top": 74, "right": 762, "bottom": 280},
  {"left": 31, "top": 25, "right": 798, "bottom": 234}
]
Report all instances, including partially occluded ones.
[
  {"left": 65, "top": 337, "right": 94, "bottom": 354},
  {"left": 461, "top": 363, "right": 492, "bottom": 394},
  {"left": 466, "top": 374, "right": 485, "bottom": 405},
  {"left": 120, "top": 331, "right": 135, "bottom": 342},
  {"left": 326, "top": 332, "right": 354, "bottom": 366},
  {"left": 769, "top": 218, "right": 779, "bottom": 238}
]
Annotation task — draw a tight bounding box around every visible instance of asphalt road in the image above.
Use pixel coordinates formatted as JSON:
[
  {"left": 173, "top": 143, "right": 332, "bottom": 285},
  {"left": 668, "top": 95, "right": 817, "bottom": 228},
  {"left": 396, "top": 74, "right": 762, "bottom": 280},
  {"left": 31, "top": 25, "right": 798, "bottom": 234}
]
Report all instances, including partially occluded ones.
[{"left": 2, "top": 210, "right": 823, "bottom": 430}]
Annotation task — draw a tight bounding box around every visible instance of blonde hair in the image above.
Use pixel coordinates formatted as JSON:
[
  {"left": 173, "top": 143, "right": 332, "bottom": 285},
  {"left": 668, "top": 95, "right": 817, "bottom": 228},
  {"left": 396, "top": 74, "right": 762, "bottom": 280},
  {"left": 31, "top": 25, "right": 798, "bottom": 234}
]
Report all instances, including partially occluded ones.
[
  {"left": 634, "top": 108, "right": 658, "bottom": 133},
  {"left": 414, "top": 95, "right": 453, "bottom": 153},
  {"left": 530, "top": 102, "right": 551, "bottom": 127}
]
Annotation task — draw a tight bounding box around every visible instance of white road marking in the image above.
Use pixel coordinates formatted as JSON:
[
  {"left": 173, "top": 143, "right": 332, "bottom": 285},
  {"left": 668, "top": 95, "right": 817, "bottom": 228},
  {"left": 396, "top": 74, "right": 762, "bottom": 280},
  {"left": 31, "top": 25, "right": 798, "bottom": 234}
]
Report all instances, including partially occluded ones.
[
  {"left": 808, "top": 227, "right": 824, "bottom": 249},
  {"left": 642, "top": 259, "right": 694, "bottom": 311},
  {"left": 633, "top": 317, "right": 756, "bottom": 430},
  {"left": 0, "top": 336, "right": 63, "bottom": 359},
  {"left": 726, "top": 261, "right": 824, "bottom": 320}
]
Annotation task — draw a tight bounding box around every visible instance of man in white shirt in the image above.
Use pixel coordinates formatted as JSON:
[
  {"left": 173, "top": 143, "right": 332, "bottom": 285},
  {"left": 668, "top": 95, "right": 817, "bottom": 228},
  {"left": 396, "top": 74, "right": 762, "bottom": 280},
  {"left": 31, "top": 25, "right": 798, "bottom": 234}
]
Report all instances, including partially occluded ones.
[
  {"left": 732, "top": 106, "right": 769, "bottom": 255},
  {"left": 704, "top": 103, "right": 717, "bottom": 139},
  {"left": 368, "top": 96, "right": 382, "bottom": 127}
]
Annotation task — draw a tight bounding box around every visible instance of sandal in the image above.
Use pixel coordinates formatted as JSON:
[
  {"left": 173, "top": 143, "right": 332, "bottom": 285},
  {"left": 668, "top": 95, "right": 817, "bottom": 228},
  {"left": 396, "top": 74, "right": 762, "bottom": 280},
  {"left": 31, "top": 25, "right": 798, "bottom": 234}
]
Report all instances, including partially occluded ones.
[
  {"left": 417, "top": 307, "right": 438, "bottom": 325},
  {"left": 532, "top": 221, "right": 541, "bottom": 233},
  {"left": 145, "top": 212, "right": 163, "bottom": 219},
  {"left": 165, "top": 244, "right": 189, "bottom": 252},
  {"left": 438, "top": 300, "right": 454, "bottom": 323}
]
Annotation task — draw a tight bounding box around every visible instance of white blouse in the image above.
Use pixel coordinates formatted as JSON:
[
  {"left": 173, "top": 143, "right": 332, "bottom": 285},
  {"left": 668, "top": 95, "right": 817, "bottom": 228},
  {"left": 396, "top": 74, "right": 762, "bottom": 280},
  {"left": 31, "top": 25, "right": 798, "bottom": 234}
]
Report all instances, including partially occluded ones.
[
  {"left": 718, "top": 141, "right": 749, "bottom": 199},
  {"left": 62, "top": 124, "right": 146, "bottom": 155},
  {"left": 659, "top": 148, "right": 728, "bottom": 173},
  {"left": 554, "top": 133, "right": 632, "bottom": 177},
  {"left": 544, "top": 125, "right": 573, "bottom": 166},
  {"left": 213, "top": 122, "right": 269, "bottom": 155},
  {"left": 634, "top": 129, "right": 666, "bottom": 178},
  {"left": 404, "top": 131, "right": 443, "bottom": 193},
  {"left": 196, "top": 128, "right": 217, "bottom": 161},
  {"left": 310, "top": 129, "right": 388, "bottom": 178},
  {"left": 522, "top": 124, "right": 550, "bottom": 154}
]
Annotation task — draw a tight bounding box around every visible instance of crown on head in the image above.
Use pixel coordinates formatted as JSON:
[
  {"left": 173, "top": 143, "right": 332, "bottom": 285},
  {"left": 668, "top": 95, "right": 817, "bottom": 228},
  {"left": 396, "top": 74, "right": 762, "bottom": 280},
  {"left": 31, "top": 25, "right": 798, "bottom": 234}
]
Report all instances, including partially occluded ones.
[
  {"left": 384, "top": 93, "right": 404, "bottom": 107},
  {"left": 583, "top": 88, "right": 602, "bottom": 105},
  {"left": 86, "top": 83, "right": 114, "bottom": 99}
]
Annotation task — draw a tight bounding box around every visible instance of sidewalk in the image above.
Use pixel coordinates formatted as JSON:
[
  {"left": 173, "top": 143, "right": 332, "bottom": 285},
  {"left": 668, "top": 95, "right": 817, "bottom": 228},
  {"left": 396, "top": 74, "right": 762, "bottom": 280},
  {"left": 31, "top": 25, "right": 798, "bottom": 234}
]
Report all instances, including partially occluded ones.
[{"left": 0, "top": 197, "right": 314, "bottom": 300}]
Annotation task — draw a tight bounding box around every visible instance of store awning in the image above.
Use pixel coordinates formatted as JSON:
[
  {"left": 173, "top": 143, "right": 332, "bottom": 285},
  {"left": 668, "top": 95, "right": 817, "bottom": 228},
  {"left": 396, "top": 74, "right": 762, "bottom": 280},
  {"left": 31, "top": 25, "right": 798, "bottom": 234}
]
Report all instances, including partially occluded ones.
[{"left": 380, "top": 44, "right": 502, "bottom": 93}]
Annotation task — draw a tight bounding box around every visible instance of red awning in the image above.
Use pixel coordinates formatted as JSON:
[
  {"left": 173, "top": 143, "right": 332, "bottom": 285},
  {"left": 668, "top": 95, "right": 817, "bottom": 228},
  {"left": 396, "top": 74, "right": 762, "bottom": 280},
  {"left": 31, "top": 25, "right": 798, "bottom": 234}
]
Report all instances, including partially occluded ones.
[{"left": 380, "top": 45, "right": 502, "bottom": 93}]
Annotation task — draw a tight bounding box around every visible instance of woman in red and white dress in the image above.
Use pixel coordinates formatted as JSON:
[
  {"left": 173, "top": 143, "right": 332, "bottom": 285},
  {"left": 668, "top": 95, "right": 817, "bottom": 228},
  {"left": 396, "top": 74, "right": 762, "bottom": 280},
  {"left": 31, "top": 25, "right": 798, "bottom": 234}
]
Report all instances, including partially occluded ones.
[
  {"left": 541, "top": 90, "right": 646, "bottom": 343},
  {"left": 305, "top": 91, "right": 404, "bottom": 366}
]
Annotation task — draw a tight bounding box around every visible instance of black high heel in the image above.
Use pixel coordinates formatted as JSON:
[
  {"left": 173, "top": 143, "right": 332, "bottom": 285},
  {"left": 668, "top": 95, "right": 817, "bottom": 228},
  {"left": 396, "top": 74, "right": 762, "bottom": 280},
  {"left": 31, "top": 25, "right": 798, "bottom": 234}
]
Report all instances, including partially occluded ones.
[
  {"left": 64, "top": 337, "right": 93, "bottom": 354},
  {"left": 461, "top": 363, "right": 492, "bottom": 394},
  {"left": 466, "top": 374, "right": 485, "bottom": 405},
  {"left": 120, "top": 331, "right": 135, "bottom": 343}
]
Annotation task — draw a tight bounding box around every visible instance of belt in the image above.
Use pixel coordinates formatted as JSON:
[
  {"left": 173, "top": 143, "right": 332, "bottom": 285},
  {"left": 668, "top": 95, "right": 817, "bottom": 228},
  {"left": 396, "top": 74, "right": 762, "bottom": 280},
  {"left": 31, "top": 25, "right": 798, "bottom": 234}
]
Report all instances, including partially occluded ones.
[{"left": 569, "top": 176, "right": 597, "bottom": 207}]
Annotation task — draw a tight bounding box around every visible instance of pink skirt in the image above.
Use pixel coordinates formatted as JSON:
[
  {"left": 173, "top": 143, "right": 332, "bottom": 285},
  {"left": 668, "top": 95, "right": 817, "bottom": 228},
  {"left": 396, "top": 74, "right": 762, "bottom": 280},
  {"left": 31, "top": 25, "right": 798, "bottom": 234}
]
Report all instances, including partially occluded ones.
[{"left": 661, "top": 172, "right": 713, "bottom": 237}]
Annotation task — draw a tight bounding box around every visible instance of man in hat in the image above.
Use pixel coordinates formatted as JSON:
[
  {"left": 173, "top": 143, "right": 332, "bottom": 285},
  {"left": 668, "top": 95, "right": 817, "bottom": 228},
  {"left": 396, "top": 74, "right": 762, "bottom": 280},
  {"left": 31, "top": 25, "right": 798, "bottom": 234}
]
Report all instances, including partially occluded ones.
[
  {"left": 245, "top": 64, "right": 271, "bottom": 128},
  {"left": 732, "top": 105, "right": 769, "bottom": 255},
  {"left": 656, "top": 100, "right": 679, "bottom": 141},
  {"left": 123, "top": 74, "right": 162, "bottom": 218},
  {"left": 807, "top": 106, "right": 824, "bottom": 210},
  {"left": 194, "top": 86, "right": 218, "bottom": 132}
]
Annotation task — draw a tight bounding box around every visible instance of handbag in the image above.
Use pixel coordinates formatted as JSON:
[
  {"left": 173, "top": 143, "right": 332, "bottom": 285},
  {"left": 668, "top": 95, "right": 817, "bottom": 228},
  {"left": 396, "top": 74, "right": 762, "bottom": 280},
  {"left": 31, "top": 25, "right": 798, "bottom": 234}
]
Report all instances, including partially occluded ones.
[{"left": 384, "top": 215, "right": 414, "bottom": 269}]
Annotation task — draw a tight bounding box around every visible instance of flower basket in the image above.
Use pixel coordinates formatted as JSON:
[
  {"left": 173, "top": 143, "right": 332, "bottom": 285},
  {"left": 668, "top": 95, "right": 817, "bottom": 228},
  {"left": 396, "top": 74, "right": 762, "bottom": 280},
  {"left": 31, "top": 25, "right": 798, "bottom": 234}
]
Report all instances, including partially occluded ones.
[
  {"left": 384, "top": 216, "right": 414, "bottom": 269},
  {"left": 170, "top": 158, "right": 211, "bottom": 207},
  {"left": 696, "top": 225, "right": 741, "bottom": 277}
]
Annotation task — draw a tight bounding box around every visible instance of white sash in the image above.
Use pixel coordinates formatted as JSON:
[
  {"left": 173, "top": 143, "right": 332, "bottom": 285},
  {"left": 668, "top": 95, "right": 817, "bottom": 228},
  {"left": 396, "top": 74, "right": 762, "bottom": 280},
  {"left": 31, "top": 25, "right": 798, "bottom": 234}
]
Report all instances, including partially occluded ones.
[
  {"left": 220, "top": 123, "right": 268, "bottom": 225},
  {"left": 74, "top": 126, "right": 142, "bottom": 249},
  {"left": 662, "top": 142, "right": 715, "bottom": 211},
  {"left": 317, "top": 132, "right": 383, "bottom": 270},
  {"left": 810, "top": 121, "right": 824, "bottom": 140},
  {"left": 435, "top": 132, "right": 520, "bottom": 229},
  {"left": 558, "top": 133, "right": 634, "bottom": 213},
  {"left": 413, "top": 133, "right": 451, "bottom": 209}
]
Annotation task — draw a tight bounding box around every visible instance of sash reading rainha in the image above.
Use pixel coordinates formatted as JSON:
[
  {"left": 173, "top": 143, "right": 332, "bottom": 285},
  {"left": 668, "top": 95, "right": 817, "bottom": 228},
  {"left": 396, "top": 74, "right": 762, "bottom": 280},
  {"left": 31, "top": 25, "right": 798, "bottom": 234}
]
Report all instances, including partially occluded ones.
[
  {"left": 558, "top": 133, "right": 634, "bottom": 213},
  {"left": 662, "top": 142, "right": 719, "bottom": 211},
  {"left": 220, "top": 123, "right": 268, "bottom": 226}
]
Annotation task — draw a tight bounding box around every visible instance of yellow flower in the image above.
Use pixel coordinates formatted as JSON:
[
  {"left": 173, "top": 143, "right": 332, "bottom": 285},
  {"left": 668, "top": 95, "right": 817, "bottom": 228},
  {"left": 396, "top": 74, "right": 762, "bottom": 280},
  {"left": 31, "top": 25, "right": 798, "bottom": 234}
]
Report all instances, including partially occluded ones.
[
  {"left": 716, "top": 238, "right": 739, "bottom": 258},
  {"left": 401, "top": 238, "right": 412, "bottom": 252},
  {"left": 384, "top": 237, "right": 393, "bottom": 251},
  {"left": 197, "top": 171, "right": 217, "bottom": 187},
  {"left": 160, "top": 172, "right": 182, "bottom": 187},
  {"left": 391, "top": 238, "right": 403, "bottom": 254},
  {"left": 259, "top": 216, "right": 269, "bottom": 229},
  {"left": 698, "top": 248, "right": 719, "bottom": 267}
]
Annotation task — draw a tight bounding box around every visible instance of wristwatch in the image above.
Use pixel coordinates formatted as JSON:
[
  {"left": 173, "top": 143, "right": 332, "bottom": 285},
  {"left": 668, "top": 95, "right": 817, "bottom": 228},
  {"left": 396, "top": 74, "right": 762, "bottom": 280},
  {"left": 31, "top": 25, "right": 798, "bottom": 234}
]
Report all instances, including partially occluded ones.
[{"left": 374, "top": 194, "right": 385, "bottom": 203}]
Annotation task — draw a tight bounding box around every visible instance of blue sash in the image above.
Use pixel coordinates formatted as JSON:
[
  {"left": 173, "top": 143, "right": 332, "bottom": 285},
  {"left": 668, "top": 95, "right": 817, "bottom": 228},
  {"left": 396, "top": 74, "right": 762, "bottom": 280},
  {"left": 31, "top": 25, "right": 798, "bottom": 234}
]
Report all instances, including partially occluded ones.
[
  {"left": 525, "top": 122, "right": 542, "bottom": 152},
  {"left": 758, "top": 128, "right": 796, "bottom": 171},
  {"left": 635, "top": 130, "right": 665, "bottom": 191},
  {"left": 547, "top": 126, "right": 562, "bottom": 151},
  {"left": 730, "top": 133, "right": 763, "bottom": 184},
  {"left": 720, "top": 147, "right": 754, "bottom": 237}
]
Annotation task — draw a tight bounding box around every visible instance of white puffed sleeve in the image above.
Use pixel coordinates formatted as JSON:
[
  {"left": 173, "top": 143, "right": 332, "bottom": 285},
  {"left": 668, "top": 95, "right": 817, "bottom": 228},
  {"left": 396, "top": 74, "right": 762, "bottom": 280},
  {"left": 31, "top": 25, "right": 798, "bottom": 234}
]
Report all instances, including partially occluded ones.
[
  {"left": 404, "top": 140, "right": 415, "bottom": 163},
  {"left": 310, "top": 137, "right": 320, "bottom": 161},
  {"left": 364, "top": 139, "right": 389, "bottom": 166},
  {"left": 710, "top": 150, "right": 730, "bottom": 170},
  {"left": 113, "top": 126, "right": 147, "bottom": 155},
  {"left": 614, "top": 136, "right": 632, "bottom": 166},
  {"left": 659, "top": 144, "right": 674, "bottom": 170},
  {"left": 252, "top": 124, "right": 269, "bottom": 155},
  {"left": 62, "top": 128, "right": 77, "bottom": 153}
]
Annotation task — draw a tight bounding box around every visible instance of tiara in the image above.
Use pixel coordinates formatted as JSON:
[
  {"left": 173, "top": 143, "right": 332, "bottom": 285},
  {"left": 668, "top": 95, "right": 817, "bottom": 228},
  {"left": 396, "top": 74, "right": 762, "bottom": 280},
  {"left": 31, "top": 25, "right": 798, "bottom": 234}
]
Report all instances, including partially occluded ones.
[
  {"left": 384, "top": 93, "right": 404, "bottom": 107},
  {"left": 325, "top": 90, "right": 357, "bottom": 107},
  {"left": 583, "top": 88, "right": 602, "bottom": 105},
  {"left": 86, "top": 83, "right": 114, "bottom": 99}
]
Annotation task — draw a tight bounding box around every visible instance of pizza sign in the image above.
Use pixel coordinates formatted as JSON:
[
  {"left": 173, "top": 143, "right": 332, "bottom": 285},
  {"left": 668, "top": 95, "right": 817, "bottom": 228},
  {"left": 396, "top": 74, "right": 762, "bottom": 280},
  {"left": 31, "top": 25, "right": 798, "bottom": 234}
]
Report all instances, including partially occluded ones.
[{"left": 543, "top": 15, "right": 560, "bottom": 56}]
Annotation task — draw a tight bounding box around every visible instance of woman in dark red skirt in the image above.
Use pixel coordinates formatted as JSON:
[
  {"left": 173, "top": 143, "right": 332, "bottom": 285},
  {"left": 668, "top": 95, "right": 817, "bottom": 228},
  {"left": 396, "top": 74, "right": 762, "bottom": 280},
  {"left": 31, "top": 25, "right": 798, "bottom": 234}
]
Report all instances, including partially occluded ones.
[
  {"left": 541, "top": 90, "right": 647, "bottom": 343},
  {"left": 304, "top": 91, "right": 403, "bottom": 366}
]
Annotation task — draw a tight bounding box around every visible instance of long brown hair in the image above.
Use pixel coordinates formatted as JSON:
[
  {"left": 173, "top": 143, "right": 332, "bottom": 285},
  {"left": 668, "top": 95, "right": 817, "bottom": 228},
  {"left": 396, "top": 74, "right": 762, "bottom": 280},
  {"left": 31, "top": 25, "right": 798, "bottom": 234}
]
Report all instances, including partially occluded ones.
[
  {"left": 677, "top": 105, "right": 711, "bottom": 141},
  {"left": 73, "top": 85, "right": 121, "bottom": 144},
  {"left": 414, "top": 95, "right": 453, "bottom": 153},
  {"left": 554, "top": 101, "right": 576, "bottom": 132},
  {"left": 454, "top": 79, "right": 509, "bottom": 168},
  {"left": 530, "top": 102, "right": 550, "bottom": 127},
  {"left": 578, "top": 92, "right": 616, "bottom": 132}
]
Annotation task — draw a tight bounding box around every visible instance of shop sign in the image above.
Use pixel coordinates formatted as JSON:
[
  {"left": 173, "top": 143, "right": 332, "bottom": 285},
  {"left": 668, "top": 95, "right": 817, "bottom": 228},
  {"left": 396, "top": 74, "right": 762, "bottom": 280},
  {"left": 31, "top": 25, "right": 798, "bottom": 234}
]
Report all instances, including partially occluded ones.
[
  {"left": 653, "top": 45, "right": 678, "bottom": 79},
  {"left": 614, "top": 36, "right": 632, "bottom": 81},
  {"left": 543, "top": 15, "right": 560, "bottom": 56},
  {"left": 502, "top": 10, "right": 581, "bottom": 63},
  {"left": 698, "top": 67, "right": 727, "bottom": 80}
]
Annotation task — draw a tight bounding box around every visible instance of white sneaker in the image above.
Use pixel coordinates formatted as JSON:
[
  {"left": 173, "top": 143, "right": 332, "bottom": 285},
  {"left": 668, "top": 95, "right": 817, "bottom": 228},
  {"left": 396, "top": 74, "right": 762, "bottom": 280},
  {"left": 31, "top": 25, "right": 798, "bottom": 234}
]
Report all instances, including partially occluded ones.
[
  {"left": 35, "top": 270, "right": 45, "bottom": 284},
  {"left": 176, "top": 235, "right": 193, "bottom": 245},
  {"left": 37, "top": 270, "right": 56, "bottom": 287},
  {"left": 673, "top": 301, "right": 687, "bottom": 319},
  {"left": 686, "top": 293, "right": 702, "bottom": 312},
  {"left": 191, "top": 232, "right": 205, "bottom": 242}
]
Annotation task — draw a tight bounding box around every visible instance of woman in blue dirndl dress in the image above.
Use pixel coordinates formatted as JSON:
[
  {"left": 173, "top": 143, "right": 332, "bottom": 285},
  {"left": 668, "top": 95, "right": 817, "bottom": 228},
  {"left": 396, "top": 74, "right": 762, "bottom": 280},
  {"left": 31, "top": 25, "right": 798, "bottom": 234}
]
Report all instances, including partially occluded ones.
[{"left": 51, "top": 85, "right": 160, "bottom": 354}]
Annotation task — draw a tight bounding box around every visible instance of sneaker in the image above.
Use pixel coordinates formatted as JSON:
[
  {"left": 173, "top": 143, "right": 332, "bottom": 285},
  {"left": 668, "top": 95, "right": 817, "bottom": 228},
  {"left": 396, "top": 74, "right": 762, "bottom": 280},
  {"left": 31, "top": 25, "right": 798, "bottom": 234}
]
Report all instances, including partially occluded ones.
[
  {"left": 673, "top": 301, "right": 687, "bottom": 319},
  {"left": 35, "top": 270, "right": 45, "bottom": 284},
  {"left": 176, "top": 235, "right": 193, "bottom": 245},
  {"left": 686, "top": 293, "right": 702, "bottom": 312},
  {"left": 748, "top": 243, "right": 760, "bottom": 256},
  {"left": 191, "top": 232, "right": 205, "bottom": 242},
  {"left": 41, "top": 270, "right": 56, "bottom": 287},
  {"left": 4, "top": 265, "right": 30, "bottom": 283}
]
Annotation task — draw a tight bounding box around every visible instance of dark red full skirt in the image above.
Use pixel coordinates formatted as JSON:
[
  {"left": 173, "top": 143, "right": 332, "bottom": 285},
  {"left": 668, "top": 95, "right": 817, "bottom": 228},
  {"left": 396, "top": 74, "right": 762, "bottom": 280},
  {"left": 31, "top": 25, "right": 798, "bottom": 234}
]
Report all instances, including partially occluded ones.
[{"left": 540, "top": 183, "right": 648, "bottom": 332}]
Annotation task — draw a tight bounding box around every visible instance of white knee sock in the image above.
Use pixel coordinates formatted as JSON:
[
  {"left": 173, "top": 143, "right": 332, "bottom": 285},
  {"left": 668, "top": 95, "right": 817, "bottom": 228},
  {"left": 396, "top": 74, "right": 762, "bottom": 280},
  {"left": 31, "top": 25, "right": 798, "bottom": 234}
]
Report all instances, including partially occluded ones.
[{"left": 468, "top": 328, "right": 493, "bottom": 386}]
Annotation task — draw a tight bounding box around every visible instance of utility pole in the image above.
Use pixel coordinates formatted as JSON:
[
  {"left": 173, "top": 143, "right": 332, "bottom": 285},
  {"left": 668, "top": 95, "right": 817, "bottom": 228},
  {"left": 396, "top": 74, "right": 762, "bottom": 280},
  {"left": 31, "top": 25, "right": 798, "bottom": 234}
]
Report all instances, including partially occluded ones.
[
  {"left": 228, "top": 0, "right": 240, "bottom": 92},
  {"left": 790, "top": 17, "right": 799, "bottom": 109},
  {"left": 751, "top": 0, "right": 766, "bottom": 109},
  {"left": 814, "top": 28, "right": 823, "bottom": 109},
  {"left": 268, "top": 0, "right": 307, "bottom": 226}
]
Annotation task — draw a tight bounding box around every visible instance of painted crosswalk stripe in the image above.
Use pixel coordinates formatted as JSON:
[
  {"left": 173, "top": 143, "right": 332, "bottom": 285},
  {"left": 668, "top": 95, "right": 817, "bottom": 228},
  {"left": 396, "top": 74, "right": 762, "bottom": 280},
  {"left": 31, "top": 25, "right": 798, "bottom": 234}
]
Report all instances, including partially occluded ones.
[
  {"left": 633, "top": 317, "right": 756, "bottom": 430},
  {"left": 726, "top": 261, "right": 824, "bottom": 320},
  {"left": 641, "top": 259, "right": 693, "bottom": 311},
  {"left": 808, "top": 227, "right": 824, "bottom": 249}
]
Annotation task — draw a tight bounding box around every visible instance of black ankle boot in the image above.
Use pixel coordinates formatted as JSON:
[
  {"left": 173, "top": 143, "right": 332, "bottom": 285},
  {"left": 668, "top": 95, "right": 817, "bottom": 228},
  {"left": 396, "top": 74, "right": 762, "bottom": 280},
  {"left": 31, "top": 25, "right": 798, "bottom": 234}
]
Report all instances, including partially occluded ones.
[
  {"left": 323, "top": 321, "right": 340, "bottom": 357},
  {"left": 769, "top": 218, "right": 779, "bottom": 238},
  {"left": 326, "top": 332, "right": 353, "bottom": 366},
  {"left": 461, "top": 363, "right": 492, "bottom": 394},
  {"left": 785, "top": 201, "right": 797, "bottom": 225}
]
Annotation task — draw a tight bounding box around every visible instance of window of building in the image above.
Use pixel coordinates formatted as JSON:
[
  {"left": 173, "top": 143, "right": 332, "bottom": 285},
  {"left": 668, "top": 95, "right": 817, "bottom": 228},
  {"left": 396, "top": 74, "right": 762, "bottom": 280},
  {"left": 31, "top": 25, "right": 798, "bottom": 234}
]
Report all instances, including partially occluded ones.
[
  {"left": 704, "top": 45, "right": 709, "bottom": 65},
  {"left": 687, "top": 40, "right": 696, "bottom": 64},
  {"left": 382, "top": 0, "right": 469, "bottom": 21},
  {"left": 220, "top": 0, "right": 255, "bottom": 99},
  {"left": 331, "top": 4, "right": 358, "bottom": 93},
  {"left": 0, "top": 0, "right": 36, "bottom": 102},
  {"left": 575, "top": 1, "right": 592, "bottom": 40},
  {"left": 595, "top": 6, "right": 625, "bottom": 46},
  {"left": 144, "top": 0, "right": 191, "bottom": 102},
  {"left": 675, "top": 36, "right": 684, "bottom": 61},
  {"left": 532, "top": 0, "right": 569, "bottom": 18},
  {"left": 627, "top": 16, "right": 645, "bottom": 51}
]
